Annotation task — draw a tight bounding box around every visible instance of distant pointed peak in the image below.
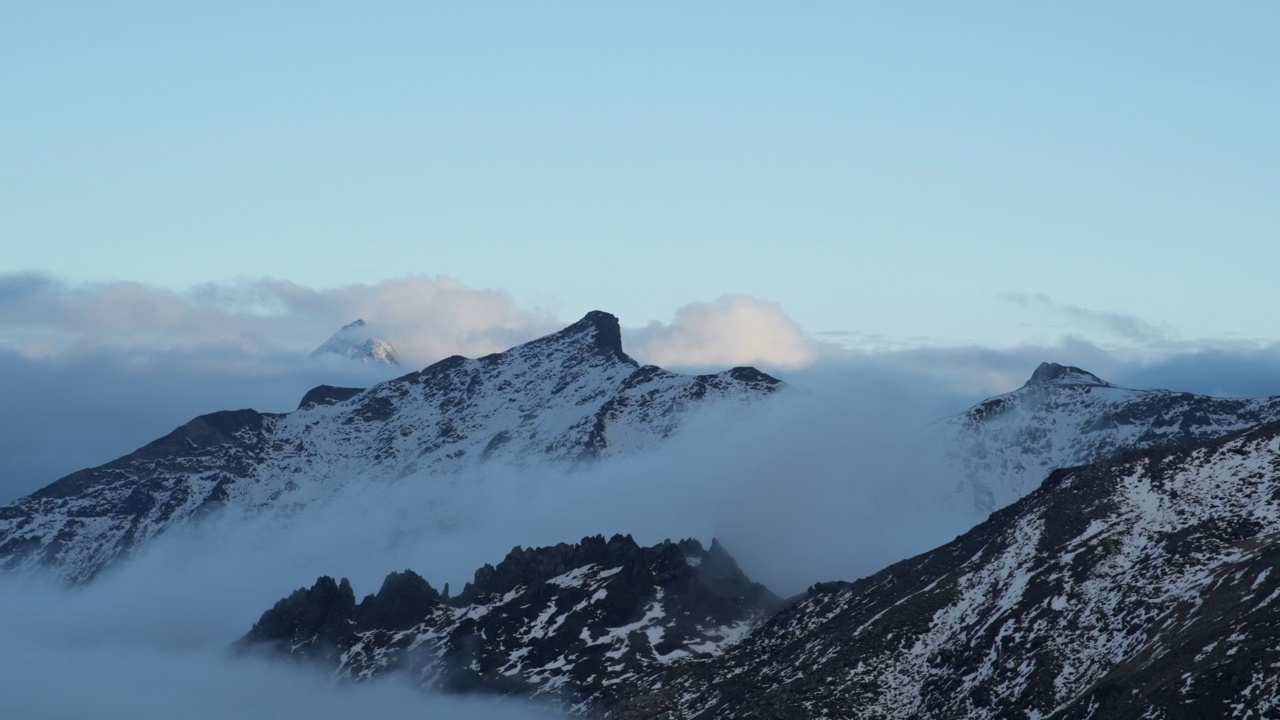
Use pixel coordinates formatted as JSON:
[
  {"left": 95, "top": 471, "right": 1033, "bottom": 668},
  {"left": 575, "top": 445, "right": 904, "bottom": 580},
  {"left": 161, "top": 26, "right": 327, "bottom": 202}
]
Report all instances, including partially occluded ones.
[
  {"left": 1024, "top": 362, "right": 1112, "bottom": 388},
  {"left": 310, "top": 320, "right": 400, "bottom": 366}
]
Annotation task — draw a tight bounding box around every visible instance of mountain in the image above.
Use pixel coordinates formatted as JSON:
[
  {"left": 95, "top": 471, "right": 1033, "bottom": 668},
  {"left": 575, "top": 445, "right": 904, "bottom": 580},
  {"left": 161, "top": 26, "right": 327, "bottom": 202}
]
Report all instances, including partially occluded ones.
[
  {"left": 942, "top": 361, "right": 1280, "bottom": 513},
  {"left": 621, "top": 419, "right": 1280, "bottom": 719},
  {"left": 238, "top": 534, "right": 780, "bottom": 710},
  {"left": 309, "top": 319, "right": 400, "bottom": 366},
  {"left": 246, "top": 420, "right": 1280, "bottom": 718},
  {"left": 0, "top": 311, "right": 785, "bottom": 585}
]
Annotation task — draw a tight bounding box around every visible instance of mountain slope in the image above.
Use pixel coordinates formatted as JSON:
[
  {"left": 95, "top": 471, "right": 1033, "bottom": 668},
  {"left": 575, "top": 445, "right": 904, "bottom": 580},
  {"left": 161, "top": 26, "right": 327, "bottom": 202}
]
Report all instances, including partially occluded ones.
[
  {"left": 943, "top": 362, "right": 1280, "bottom": 513},
  {"left": 623, "top": 420, "right": 1280, "bottom": 719},
  {"left": 0, "top": 312, "right": 785, "bottom": 585},
  {"left": 309, "top": 319, "right": 400, "bottom": 366}
]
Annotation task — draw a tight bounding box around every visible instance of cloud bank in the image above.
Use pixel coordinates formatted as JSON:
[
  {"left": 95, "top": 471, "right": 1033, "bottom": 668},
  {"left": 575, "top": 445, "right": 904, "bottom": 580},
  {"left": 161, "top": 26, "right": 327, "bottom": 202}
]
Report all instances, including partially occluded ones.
[{"left": 0, "top": 273, "right": 560, "bottom": 367}]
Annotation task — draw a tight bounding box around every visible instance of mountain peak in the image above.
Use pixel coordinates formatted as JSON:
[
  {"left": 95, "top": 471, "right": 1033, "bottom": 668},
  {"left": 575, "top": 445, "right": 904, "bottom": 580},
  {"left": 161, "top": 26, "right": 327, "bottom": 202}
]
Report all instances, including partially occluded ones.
[
  {"left": 310, "top": 319, "right": 399, "bottom": 367},
  {"left": 546, "top": 310, "right": 634, "bottom": 365},
  {"left": 1024, "top": 362, "right": 1112, "bottom": 388}
]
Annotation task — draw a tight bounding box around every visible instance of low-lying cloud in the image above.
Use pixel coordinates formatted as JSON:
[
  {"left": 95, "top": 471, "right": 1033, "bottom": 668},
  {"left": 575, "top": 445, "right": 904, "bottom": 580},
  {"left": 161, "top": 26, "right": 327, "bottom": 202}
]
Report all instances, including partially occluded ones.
[{"left": 0, "top": 368, "right": 977, "bottom": 718}]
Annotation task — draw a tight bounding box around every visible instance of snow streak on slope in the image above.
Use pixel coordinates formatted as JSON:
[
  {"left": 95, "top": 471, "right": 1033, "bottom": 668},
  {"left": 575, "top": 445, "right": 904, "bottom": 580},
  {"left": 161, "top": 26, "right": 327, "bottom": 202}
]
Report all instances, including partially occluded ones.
[
  {"left": 0, "top": 312, "right": 784, "bottom": 585},
  {"left": 941, "top": 362, "right": 1280, "bottom": 513}
]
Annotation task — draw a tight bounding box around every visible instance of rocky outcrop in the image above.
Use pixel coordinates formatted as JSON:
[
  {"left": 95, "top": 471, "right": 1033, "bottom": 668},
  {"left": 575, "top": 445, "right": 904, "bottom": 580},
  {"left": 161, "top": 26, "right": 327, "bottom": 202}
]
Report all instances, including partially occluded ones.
[{"left": 238, "top": 535, "right": 780, "bottom": 708}]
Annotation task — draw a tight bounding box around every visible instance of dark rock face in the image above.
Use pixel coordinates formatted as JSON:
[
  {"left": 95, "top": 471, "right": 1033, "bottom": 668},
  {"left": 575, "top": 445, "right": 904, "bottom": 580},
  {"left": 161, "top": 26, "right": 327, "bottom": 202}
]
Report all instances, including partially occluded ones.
[
  {"left": 1024, "top": 361, "right": 1110, "bottom": 387},
  {"left": 0, "top": 312, "right": 786, "bottom": 585},
  {"left": 239, "top": 570, "right": 441, "bottom": 662},
  {"left": 238, "top": 535, "right": 780, "bottom": 707},
  {"left": 240, "top": 576, "right": 358, "bottom": 663},
  {"left": 296, "top": 385, "right": 364, "bottom": 410}
]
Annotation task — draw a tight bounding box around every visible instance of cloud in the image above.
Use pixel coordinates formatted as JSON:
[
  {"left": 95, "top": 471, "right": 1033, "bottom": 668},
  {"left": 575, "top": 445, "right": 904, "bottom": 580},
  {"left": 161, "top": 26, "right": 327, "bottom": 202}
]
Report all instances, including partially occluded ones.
[
  {"left": 1005, "top": 292, "right": 1171, "bottom": 343},
  {"left": 1107, "top": 344, "right": 1280, "bottom": 398},
  {"left": 0, "top": 275, "right": 831, "bottom": 375},
  {"left": 626, "top": 296, "right": 817, "bottom": 370},
  {"left": 0, "top": 273, "right": 557, "bottom": 368}
]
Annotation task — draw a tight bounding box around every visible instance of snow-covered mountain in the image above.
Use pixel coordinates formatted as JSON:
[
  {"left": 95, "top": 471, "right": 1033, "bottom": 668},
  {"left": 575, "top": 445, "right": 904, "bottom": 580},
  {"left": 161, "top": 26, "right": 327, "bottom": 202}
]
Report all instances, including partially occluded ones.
[
  {"left": 309, "top": 318, "right": 400, "bottom": 366},
  {"left": 942, "top": 361, "right": 1280, "bottom": 513},
  {"left": 624, "top": 418, "right": 1280, "bottom": 719},
  {"left": 238, "top": 534, "right": 780, "bottom": 712},
  {"left": 0, "top": 311, "right": 785, "bottom": 585},
  {"left": 252, "top": 419, "right": 1280, "bottom": 718}
]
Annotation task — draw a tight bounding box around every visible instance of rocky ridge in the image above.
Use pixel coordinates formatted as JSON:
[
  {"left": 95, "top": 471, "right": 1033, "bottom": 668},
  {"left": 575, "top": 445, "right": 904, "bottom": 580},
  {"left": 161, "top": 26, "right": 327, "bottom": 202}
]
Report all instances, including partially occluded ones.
[{"left": 238, "top": 534, "right": 780, "bottom": 712}]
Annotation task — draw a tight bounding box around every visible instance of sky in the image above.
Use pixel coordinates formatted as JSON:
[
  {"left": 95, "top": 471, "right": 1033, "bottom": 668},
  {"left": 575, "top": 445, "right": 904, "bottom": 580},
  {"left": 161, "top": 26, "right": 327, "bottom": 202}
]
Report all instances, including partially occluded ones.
[
  {"left": 3, "top": 0, "right": 1280, "bottom": 503},
  {"left": 4, "top": 2, "right": 1278, "bottom": 349}
]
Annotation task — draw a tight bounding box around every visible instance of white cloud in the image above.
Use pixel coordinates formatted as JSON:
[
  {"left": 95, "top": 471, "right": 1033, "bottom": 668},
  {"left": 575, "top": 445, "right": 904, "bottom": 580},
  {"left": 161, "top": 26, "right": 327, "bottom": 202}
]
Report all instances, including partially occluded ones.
[
  {"left": 625, "top": 296, "right": 816, "bottom": 370},
  {"left": 0, "top": 273, "right": 557, "bottom": 368},
  {"left": 0, "top": 276, "right": 830, "bottom": 374}
]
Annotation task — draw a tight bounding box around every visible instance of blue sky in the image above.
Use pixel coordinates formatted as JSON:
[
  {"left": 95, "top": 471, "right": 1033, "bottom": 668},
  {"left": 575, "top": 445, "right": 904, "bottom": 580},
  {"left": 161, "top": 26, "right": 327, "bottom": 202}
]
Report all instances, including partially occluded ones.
[{"left": 3, "top": 2, "right": 1278, "bottom": 349}]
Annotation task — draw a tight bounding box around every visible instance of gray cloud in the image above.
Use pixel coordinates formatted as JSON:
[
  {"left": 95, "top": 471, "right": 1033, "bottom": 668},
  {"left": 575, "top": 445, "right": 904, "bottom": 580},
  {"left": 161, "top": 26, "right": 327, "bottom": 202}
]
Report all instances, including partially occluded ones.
[{"left": 1005, "top": 291, "right": 1172, "bottom": 343}]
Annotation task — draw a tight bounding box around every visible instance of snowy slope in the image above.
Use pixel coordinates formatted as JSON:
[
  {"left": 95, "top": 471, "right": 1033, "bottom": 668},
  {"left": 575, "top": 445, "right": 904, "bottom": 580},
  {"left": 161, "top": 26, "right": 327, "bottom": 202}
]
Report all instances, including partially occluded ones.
[
  {"left": 309, "top": 319, "right": 400, "bottom": 366},
  {"left": 610, "top": 420, "right": 1280, "bottom": 719},
  {"left": 0, "top": 312, "right": 785, "bottom": 585},
  {"left": 942, "top": 362, "right": 1280, "bottom": 513}
]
